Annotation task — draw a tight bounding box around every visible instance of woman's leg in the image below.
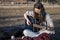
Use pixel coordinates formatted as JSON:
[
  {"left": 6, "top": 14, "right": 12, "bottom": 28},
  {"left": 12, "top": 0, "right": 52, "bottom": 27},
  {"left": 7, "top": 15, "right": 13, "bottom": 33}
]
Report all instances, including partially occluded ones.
[{"left": 23, "top": 29, "right": 39, "bottom": 37}]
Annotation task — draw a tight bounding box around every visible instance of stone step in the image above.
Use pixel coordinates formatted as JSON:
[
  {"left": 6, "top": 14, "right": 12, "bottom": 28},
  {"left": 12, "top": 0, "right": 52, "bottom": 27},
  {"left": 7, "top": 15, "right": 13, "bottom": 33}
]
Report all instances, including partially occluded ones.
[
  {"left": 0, "top": 15, "right": 60, "bottom": 27},
  {"left": 0, "top": 5, "right": 60, "bottom": 17}
]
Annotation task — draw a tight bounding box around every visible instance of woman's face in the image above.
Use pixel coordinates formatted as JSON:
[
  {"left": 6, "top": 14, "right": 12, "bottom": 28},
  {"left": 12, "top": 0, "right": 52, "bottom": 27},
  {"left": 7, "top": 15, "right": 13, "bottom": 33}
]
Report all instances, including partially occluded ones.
[{"left": 34, "top": 8, "right": 41, "bottom": 14}]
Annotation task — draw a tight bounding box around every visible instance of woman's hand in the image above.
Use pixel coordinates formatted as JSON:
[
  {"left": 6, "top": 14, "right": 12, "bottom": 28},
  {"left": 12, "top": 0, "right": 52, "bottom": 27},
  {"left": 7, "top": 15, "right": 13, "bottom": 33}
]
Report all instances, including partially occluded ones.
[
  {"left": 47, "top": 27, "right": 55, "bottom": 34},
  {"left": 50, "top": 30, "right": 55, "bottom": 34},
  {"left": 27, "top": 20, "right": 31, "bottom": 25}
]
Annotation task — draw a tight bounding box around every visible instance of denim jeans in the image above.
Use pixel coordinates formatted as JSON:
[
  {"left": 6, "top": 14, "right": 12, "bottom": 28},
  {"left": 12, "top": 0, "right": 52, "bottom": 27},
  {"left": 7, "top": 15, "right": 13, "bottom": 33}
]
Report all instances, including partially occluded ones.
[{"left": 23, "top": 29, "right": 52, "bottom": 37}]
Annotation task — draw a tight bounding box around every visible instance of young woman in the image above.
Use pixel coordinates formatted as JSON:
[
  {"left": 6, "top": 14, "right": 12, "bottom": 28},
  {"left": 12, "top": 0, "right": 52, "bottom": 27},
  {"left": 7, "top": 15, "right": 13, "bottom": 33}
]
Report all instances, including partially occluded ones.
[{"left": 23, "top": 2, "right": 55, "bottom": 37}]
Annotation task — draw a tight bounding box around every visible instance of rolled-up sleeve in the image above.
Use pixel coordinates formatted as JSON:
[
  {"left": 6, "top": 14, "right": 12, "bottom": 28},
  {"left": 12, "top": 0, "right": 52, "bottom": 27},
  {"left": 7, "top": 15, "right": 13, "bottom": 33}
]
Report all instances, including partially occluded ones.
[
  {"left": 46, "top": 14, "right": 54, "bottom": 27},
  {"left": 25, "top": 11, "right": 34, "bottom": 17}
]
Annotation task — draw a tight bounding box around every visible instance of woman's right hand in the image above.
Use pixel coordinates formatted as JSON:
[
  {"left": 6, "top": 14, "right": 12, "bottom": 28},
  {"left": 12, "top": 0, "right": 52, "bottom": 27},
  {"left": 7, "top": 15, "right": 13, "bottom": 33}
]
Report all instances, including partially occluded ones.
[{"left": 27, "top": 20, "right": 31, "bottom": 25}]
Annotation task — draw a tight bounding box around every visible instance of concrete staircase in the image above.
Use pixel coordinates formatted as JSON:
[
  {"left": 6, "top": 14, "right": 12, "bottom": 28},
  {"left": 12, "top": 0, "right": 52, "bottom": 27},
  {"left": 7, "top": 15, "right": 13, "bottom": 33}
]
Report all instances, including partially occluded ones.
[{"left": 0, "top": 4, "right": 60, "bottom": 27}]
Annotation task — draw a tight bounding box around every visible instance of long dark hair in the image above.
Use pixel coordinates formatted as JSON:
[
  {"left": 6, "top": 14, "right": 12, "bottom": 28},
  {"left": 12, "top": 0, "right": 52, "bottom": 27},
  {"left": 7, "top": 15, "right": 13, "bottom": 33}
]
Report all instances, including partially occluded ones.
[{"left": 33, "top": 2, "right": 46, "bottom": 25}]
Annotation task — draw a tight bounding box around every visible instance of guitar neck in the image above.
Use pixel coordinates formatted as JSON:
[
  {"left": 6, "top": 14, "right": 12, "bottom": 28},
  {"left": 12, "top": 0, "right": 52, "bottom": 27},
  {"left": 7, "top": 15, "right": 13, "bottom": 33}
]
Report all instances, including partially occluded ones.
[{"left": 33, "top": 24, "right": 46, "bottom": 29}]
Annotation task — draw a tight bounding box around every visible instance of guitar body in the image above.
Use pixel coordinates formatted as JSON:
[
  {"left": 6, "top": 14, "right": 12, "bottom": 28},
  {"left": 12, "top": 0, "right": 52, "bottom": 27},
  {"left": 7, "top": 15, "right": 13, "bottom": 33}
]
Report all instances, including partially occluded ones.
[{"left": 25, "top": 16, "right": 40, "bottom": 32}]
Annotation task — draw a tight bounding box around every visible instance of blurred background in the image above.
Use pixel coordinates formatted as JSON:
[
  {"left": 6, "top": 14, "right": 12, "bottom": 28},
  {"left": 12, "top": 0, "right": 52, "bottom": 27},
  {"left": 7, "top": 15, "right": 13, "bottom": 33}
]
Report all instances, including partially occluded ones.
[{"left": 0, "top": 0, "right": 60, "bottom": 40}]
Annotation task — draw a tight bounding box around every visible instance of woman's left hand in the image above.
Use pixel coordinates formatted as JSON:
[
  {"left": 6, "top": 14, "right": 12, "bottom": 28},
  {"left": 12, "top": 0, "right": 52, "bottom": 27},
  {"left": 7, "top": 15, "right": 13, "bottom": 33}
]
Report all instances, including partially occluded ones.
[{"left": 50, "top": 31, "right": 55, "bottom": 34}]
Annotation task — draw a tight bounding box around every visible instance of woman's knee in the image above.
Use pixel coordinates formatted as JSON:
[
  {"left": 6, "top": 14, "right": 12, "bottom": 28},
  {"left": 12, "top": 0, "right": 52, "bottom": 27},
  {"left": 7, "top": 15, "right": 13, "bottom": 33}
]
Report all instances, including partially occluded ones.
[{"left": 23, "top": 29, "right": 29, "bottom": 35}]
